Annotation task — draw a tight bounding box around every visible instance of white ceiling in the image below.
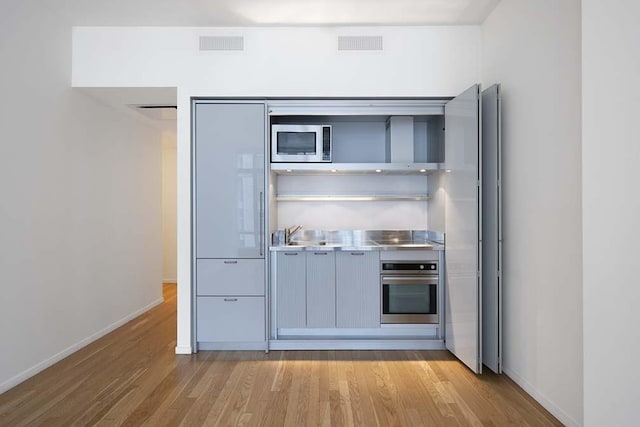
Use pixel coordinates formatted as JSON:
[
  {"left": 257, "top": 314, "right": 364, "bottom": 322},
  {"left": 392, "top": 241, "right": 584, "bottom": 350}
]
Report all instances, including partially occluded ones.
[{"left": 48, "top": 0, "right": 501, "bottom": 26}]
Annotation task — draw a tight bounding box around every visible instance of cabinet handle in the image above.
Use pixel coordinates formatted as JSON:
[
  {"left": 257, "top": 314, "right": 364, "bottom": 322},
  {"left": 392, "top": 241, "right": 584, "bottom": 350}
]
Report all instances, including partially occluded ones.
[
  {"left": 223, "top": 260, "right": 238, "bottom": 264},
  {"left": 314, "top": 252, "right": 328, "bottom": 255},
  {"left": 351, "top": 252, "right": 365, "bottom": 256},
  {"left": 284, "top": 252, "right": 298, "bottom": 256},
  {"left": 223, "top": 298, "right": 238, "bottom": 302},
  {"left": 259, "top": 191, "right": 264, "bottom": 256}
]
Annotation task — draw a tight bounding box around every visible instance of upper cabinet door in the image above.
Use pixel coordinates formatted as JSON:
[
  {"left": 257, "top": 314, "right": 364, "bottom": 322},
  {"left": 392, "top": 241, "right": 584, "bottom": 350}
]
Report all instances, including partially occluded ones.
[
  {"left": 481, "top": 84, "right": 502, "bottom": 374},
  {"left": 195, "top": 103, "right": 265, "bottom": 259},
  {"left": 444, "top": 84, "right": 482, "bottom": 374}
]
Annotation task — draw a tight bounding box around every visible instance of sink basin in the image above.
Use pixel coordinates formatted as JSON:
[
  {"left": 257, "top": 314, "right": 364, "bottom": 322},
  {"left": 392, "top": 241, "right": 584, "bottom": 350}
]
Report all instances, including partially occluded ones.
[{"left": 288, "top": 241, "right": 327, "bottom": 246}]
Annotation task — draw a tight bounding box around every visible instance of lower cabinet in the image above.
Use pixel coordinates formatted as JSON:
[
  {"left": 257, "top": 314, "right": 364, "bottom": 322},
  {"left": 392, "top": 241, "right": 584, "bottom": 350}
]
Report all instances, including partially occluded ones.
[
  {"left": 276, "top": 252, "right": 306, "bottom": 328},
  {"left": 336, "top": 251, "right": 381, "bottom": 328},
  {"left": 275, "top": 250, "right": 380, "bottom": 330},
  {"left": 276, "top": 251, "right": 337, "bottom": 329},
  {"left": 196, "top": 258, "right": 264, "bottom": 296},
  {"left": 196, "top": 296, "right": 265, "bottom": 343},
  {"left": 195, "top": 257, "right": 266, "bottom": 348},
  {"left": 306, "top": 251, "right": 336, "bottom": 328}
]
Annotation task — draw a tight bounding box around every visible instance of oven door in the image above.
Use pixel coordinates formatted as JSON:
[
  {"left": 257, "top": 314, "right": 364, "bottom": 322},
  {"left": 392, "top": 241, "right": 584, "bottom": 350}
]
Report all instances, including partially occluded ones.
[
  {"left": 271, "top": 125, "right": 323, "bottom": 162},
  {"left": 381, "top": 276, "right": 438, "bottom": 324}
]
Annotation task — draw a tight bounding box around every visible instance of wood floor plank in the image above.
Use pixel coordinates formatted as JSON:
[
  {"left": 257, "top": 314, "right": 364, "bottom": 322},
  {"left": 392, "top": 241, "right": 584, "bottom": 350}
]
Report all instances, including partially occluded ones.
[{"left": 0, "top": 284, "right": 563, "bottom": 427}]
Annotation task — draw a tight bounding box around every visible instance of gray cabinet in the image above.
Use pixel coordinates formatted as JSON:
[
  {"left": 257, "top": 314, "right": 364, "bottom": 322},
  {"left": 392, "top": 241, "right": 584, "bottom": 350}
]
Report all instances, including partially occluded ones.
[
  {"left": 193, "top": 101, "right": 266, "bottom": 349},
  {"left": 442, "top": 83, "right": 502, "bottom": 374},
  {"left": 196, "top": 296, "right": 265, "bottom": 343},
  {"left": 336, "top": 251, "right": 380, "bottom": 328},
  {"left": 276, "top": 252, "right": 306, "bottom": 328},
  {"left": 195, "top": 102, "right": 265, "bottom": 259},
  {"left": 306, "top": 251, "right": 336, "bottom": 328},
  {"left": 196, "top": 259, "right": 264, "bottom": 296}
]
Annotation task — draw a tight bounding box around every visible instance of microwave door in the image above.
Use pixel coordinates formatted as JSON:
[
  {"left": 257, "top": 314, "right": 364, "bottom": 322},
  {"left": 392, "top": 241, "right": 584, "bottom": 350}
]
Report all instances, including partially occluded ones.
[
  {"left": 271, "top": 125, "right": 325, "bottom": 162},
  {"left": 277, "top": 132, "right": 318, "bottom": 159}
]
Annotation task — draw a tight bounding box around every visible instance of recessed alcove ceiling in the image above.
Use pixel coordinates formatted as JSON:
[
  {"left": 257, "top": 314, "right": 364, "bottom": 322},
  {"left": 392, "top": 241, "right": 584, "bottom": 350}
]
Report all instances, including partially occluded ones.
[
  {"left": 48, "top": 0, "right": 501, "bottom": 26},
  {"left": 79, "top": 87, "right": 178, "bottom": 132}
]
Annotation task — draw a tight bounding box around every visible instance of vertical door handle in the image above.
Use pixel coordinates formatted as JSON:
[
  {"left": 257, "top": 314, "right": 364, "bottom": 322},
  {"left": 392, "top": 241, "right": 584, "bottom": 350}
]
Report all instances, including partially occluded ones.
[{"left": 259, "top": 191, "right": 264, "bottom": 256}]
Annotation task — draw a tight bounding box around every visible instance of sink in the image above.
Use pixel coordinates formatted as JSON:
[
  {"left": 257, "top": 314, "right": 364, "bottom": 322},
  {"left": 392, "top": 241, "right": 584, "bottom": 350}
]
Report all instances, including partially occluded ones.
[{"left": 287, "top": 241, "right": 327, "bottom": 246}]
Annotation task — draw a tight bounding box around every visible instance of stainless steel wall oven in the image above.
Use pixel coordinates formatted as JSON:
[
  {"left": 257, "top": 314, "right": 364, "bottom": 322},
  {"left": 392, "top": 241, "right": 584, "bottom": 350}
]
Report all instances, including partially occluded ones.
[{"left": 381, "top": 261, "right": 438, "bottom": 324}]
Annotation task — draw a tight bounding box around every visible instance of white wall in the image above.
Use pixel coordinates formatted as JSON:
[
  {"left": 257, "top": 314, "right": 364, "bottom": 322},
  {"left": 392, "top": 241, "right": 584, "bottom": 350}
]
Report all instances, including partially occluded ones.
[
  {"left": 73, "top": 26, "right": 480, "bottom": 97},
  {"left": 162, "top": 132, "right": 177, "bottom": 283},
  {"left": 481, "top": 1, "right": 582, "bottom": 426},
  {"left": 583, "top": 1, "right": 640, "bottom": 425},
  {"left": 72, "top": 25, "right": 481, "bottom": 353},
  {"left": 0, "top": 1, "right": 163, "bottom": 392}
]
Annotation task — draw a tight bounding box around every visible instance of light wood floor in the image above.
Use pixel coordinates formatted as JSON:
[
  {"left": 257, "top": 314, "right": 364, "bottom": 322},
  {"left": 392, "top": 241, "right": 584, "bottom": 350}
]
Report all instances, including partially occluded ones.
[{"left": 0, "top": 284, "right": 561, "bottom": 426}]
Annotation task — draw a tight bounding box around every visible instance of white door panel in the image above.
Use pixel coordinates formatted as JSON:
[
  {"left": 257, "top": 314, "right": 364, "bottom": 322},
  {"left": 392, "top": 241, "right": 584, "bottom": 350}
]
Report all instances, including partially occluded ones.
[
  {"left": 444, "top": 84, "right": 482, "bottom": 374},
  {"left": 481, "top": 84, "right": 502, "bottom": 373},
  {"left": 195, "top": 103, "right": 265, "bottom": 259}
]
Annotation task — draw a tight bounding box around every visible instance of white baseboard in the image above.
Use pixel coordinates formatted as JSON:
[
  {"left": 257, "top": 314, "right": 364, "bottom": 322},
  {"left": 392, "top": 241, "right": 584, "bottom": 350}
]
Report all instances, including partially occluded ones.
[
  {"left": 163, "top": 279, "right": 177, "bottom": 284},
  {"left": 0, "top": 297, "right": 164, "bottom": 395},
  {"left": 503, "top": 367, "right": 580, "bottom": 427},
  {"left": 174, "top": 345, "right": 193, "bottom": 354}
]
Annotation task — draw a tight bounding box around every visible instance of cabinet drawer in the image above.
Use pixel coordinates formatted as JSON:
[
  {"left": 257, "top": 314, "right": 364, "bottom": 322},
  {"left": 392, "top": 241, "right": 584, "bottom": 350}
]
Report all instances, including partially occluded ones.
[
  {"left": 196, "top": 259, "right": 264, "bottom": 296},
  {"left": 196, "top": 296, "right": 265, "bottom": 342}
]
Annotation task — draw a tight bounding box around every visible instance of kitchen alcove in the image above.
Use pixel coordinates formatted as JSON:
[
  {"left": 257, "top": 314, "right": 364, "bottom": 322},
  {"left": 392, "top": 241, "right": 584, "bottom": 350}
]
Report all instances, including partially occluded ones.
[{"left": 269, "top": 105, "right": 446, "bottom": 204}]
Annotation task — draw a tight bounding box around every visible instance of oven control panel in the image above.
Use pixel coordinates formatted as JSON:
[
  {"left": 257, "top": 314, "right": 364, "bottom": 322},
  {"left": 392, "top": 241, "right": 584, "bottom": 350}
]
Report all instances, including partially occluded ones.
[{"left": 381, "top": 261, "right": 438, "bottom": 275}]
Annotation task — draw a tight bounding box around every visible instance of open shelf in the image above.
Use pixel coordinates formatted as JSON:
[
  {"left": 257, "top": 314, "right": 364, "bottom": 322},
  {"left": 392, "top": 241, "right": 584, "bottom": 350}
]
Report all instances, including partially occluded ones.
[{"left": 270, "top": 163, "right": 441, "bottom": 175}]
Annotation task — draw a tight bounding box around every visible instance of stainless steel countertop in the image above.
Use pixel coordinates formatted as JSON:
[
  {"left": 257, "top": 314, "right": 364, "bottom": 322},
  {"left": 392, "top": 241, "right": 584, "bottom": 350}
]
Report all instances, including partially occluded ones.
[{"left": 269, "top": 229, "right": 444, "bottom": 252}]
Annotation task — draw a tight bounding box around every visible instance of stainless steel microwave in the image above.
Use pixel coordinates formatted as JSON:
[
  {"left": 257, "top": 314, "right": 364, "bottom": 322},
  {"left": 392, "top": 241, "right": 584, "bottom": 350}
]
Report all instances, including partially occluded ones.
[{"left": 271, "top": 124, "right": 332, "bottom": 162}]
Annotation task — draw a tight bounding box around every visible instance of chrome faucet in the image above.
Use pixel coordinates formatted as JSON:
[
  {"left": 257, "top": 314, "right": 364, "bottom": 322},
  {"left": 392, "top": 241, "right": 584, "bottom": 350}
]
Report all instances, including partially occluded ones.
[{"left": 284, "top": 225, "right": 303, "bottom": 245}]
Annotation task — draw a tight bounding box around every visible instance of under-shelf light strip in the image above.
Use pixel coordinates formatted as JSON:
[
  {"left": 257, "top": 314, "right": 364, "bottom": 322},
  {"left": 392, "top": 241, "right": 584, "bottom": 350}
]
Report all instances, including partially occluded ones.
[
  {"left": 279, "top": 168, "right": 430, "bottom": 174},
  {"left": 275, "top": 194, "right": 430, "bottom": 202}
]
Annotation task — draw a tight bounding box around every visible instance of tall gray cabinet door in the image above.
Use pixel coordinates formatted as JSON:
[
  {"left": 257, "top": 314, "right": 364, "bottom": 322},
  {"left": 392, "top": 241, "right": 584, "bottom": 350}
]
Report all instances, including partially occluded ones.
[
  {"left": 336, "top": 251, "right": 380, "bottom": 328},
  {"left": 276, "top": 252, "right": 306, "bottom": 328},
  {"left": 444, "top": 84, "right": 482, "bottom": 374},
  {"left": 481, "top": 84, "right": 502, "bottom": 374},
  {"left": 306, "top": 252, "right": 336, "bottom": 328},
  {"left": 195, "top": 103, "right": 265, "bottom": 259}
]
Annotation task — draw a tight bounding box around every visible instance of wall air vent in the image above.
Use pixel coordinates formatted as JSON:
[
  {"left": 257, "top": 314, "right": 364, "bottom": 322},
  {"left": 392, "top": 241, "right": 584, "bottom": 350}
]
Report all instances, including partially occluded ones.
[
  {"left": 199, "top": 36, "right": 244, "bottom": 51},
  {"left": 338, "top": 36, "right": 383, "bottom": 51}
]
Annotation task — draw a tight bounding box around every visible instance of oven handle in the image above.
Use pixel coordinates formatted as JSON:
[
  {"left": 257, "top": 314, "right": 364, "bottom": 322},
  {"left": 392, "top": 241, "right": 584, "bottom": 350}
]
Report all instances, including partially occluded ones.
[{"left": 381, "top": 276, "right": 439, "bottom": 285}]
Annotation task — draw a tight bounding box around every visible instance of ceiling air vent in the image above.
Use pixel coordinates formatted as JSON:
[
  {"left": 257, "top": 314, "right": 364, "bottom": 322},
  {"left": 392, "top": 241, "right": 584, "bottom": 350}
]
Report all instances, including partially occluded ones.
[
  {"left": 338, "top": 36, "right": 383, "bottom": 51},
  {"left": 199, "top": 36, "right": 244, "bottom": 51},
  {"left": 134, "top": 105, "right": 177, "bottom": 120}
]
